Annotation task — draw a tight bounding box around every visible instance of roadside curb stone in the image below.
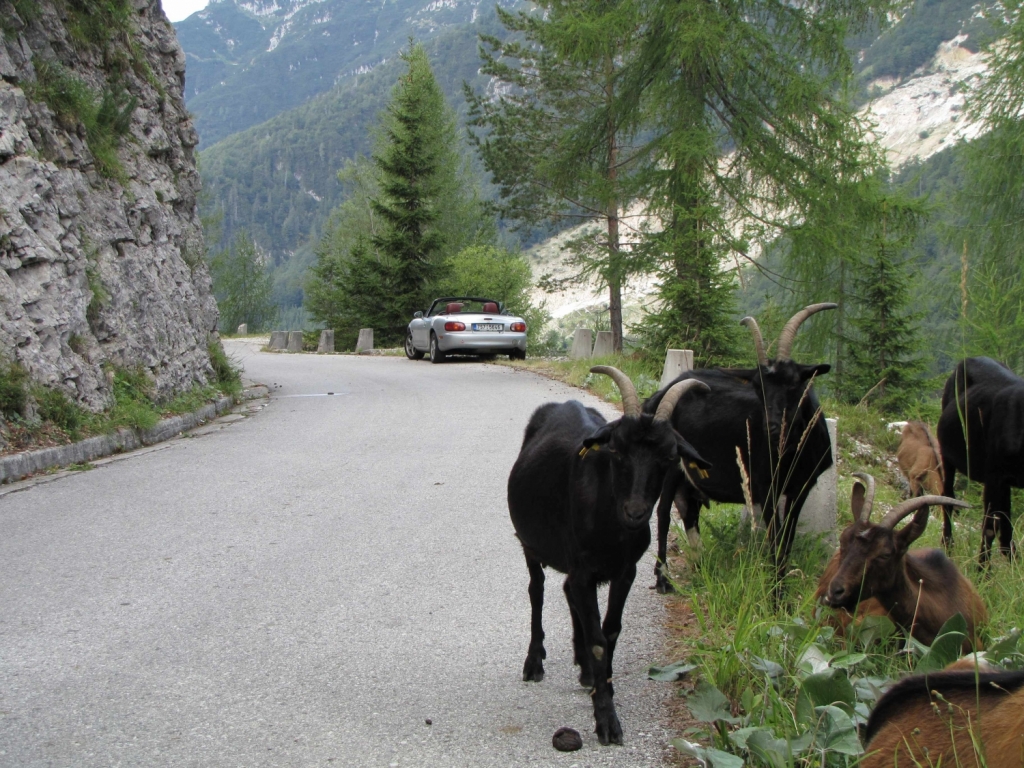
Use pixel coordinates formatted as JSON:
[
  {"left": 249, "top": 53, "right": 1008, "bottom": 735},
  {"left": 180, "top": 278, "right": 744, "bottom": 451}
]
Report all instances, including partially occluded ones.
[{"left": 0, "top": 395, "right": 235, "bottom": 484}]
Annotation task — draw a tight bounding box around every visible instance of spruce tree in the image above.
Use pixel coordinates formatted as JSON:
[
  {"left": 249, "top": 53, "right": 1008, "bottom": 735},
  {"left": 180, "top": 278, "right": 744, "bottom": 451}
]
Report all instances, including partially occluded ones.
[
  {"left": 846, "top": 192, "right": 926, "bottom": 411},
  {"left": 305, "top": 44, "right": 491, "bottom": 346}
]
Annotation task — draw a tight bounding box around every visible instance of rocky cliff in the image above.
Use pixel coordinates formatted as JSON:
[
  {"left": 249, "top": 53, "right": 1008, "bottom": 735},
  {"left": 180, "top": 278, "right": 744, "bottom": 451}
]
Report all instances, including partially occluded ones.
[{"left": 0, "top": 0, "right": 219, "bottom": 410}]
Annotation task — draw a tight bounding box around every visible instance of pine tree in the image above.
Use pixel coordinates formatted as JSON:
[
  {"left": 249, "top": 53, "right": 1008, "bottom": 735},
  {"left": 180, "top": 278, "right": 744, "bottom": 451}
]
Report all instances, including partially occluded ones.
[
  {"left": 210, "top": 231, "right": 278, "bottom": 333},
  {"left": 465, "top": 0, "right": 643, "bottom": 352},
  {"left": 305, "top": 44, "right": 491, "bottom": 346}
]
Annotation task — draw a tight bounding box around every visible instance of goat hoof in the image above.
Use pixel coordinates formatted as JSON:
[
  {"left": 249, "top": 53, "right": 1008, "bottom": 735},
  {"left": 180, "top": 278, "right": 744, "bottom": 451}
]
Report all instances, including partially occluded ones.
[
  {"left": 522, "top": 657, "right": 545, "bottom": 682},
  {"left": 595, "top": 713, "right": 622, "bottom": 745},
  {"left": 578, "top": 669, "right": 594, "bottom": 688}
]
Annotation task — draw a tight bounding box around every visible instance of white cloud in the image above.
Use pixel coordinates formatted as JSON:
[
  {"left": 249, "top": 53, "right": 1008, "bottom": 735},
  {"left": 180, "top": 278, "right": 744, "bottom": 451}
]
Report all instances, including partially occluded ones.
[{"left": 161, "top": 0, "right": 210, "bottom": 22}]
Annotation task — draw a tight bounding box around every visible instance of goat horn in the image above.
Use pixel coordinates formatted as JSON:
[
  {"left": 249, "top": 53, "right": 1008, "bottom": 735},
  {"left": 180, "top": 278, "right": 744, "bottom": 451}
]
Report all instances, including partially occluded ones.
[
  {"left": 879, "top": 496, "right": 971, "bottom": 530},
  {"left": 654, "top": 378, "right": 710, "bottom": 422},
  {"left": 776, "top": 303, "right": 838, "bottom": 361},
  {"left": 590, "top": 366, "right": 640, "bottom": 418},
  {"left": 852, "top": 472, "right": 876, "bottom": 522},
  {"left": 740, "top": 317, "right": 769, "bottom": 367}
]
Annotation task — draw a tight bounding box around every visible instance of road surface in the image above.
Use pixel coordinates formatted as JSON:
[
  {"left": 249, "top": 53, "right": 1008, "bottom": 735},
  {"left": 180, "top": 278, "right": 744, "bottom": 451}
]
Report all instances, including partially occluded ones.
[{"left": 0, "top": 340, "right": 678, "bottom": 766}]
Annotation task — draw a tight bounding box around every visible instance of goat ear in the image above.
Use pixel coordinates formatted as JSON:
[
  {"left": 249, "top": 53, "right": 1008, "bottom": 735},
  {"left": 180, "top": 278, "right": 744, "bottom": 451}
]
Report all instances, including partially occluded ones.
[
  {"left": 895, "top": 506, "right": 930, "bottom": 552},
  {"left": 800, "top": 363, "right": 831, "bottom": 380},
  {"left": 675, "top": 432, "right": 712, "bottom": 471},
  {"left": 579, "top": 423, "right": 614, "bottom": 454},
  {"left": 851, "top": 482, "right": 866, "bottom": 521}
]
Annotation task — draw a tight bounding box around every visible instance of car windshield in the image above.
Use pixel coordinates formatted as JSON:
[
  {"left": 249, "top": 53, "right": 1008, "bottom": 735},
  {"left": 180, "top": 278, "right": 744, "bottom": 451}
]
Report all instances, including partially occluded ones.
[{"left": 428, "top": 299, "right": 502, "bottom": 316}]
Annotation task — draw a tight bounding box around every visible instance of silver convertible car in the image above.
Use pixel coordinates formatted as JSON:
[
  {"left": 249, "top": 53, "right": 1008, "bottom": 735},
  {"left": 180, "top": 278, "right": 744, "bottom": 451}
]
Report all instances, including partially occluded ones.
[{"left": 405, "top": 297, "right": 528, "bottom": 363}]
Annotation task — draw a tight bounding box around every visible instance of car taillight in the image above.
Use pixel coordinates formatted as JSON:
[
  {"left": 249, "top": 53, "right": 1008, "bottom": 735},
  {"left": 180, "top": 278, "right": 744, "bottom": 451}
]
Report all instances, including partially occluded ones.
[
  {"left": 510, "top": 322, "right": 527, "bottom": 332},
  {"left": 444, "top": 321, "right": 466, "bottom": 332}
]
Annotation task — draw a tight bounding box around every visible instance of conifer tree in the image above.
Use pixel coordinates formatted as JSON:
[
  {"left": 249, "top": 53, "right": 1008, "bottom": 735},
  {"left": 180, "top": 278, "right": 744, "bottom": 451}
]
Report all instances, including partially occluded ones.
[
  {"left": 846, "top": 192, "right": 926, "bottom": 411},
  {"left": 613, "top": 0, "right": 893, "bottom": 363},
  {"left": 211, "top": 231, "right": 278, "bottom": 333},
  {"left": 465, "top": 0, "right": 642, "bottom": 352},
  {"left": 305, "top": 44, "right": 491, "bottom": 346}
]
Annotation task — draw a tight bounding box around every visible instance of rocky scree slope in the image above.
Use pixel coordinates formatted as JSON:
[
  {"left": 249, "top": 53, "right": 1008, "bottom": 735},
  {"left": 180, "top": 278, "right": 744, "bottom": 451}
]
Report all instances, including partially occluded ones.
[{"left": 0, "top": 0, "right": 219, "bottom": 411}]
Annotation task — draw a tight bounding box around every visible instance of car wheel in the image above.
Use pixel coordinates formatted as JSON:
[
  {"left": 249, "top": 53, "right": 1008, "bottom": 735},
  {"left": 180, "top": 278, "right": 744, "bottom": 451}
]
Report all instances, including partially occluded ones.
[
  {"left": 429, "top": 333, "right": 446, "bottom": 364},
  {"left": 405, "top": 330, "right": 424, "bottom": 360}
]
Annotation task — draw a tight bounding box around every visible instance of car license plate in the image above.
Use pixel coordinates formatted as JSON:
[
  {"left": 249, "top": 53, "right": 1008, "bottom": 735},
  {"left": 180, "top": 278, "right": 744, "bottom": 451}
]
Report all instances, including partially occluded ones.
[{"left": 473, "top": 323, "right": 503, "bottom": 332}]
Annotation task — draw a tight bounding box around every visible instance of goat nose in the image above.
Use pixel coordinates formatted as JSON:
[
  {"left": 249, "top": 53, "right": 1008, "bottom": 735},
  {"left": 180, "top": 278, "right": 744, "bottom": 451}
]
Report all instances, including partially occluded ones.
[{"left": 829, "top": 585, "right": 846, "bottom": 603}]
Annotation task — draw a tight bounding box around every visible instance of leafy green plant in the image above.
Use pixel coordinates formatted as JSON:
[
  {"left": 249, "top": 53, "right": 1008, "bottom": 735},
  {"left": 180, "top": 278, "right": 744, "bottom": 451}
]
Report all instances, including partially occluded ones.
[
  {"left": 208, "top": 341, "right": 242, "bottom": 397},
  {"left": 0, "top": 361, "right": 29, "bottom": 419},
  {"left": 108, "top": 366, "right": 159, "bottom": 431},
  {"left": 27, "top": 58, "right": 136, "bottom": 180},
  {"left": 34, "top": 386, "right": 92, "bottom": 439}
]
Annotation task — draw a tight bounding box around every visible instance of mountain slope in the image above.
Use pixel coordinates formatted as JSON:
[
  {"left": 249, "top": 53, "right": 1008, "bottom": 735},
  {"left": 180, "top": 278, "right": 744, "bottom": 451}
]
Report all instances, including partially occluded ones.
[{"left": 176, "top": 0, "right": 496, "bottom": 147}]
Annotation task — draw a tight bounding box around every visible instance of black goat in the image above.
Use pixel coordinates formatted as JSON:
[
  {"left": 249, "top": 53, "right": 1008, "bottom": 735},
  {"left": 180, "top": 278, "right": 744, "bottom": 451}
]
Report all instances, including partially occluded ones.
[
  {"left": 644, "top": 304, "right": 835, "bottom": 591},
  {"left": 507, "top": 367, "right": 710, "bottom": 745},
  {"left": 938, "top": 356, "right": 1023, "bottom": 563}
]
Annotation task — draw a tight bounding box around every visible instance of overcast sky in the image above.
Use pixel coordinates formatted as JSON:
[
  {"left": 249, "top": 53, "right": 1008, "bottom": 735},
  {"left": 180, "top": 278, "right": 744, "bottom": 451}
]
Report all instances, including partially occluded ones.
[{"left": 161, "top": 0, "right": 209, "bottom": 22}]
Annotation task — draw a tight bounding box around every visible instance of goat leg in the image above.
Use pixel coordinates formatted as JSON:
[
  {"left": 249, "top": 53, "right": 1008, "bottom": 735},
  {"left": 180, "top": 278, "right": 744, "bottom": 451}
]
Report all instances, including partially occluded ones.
[
  {"left": 940, "top": 453, "right": 957, "bottom": 550},
  {"left": 992, "top": 483, "right": 1016, "bottom": 560},
  {"left": 653, "top": 470, "right": 677, "bottom": 593},
  {"left": 568, "top": 574, "right": 622, "bottom": 746},
  {"left": 601, "top": 562, "right": 636, "bottom": 688},
  {"left": 564, "top": 577, "right": 592, "bottom": 687},
  {"left": 522, "top": 556, "right": 546, "bottom": 682}
]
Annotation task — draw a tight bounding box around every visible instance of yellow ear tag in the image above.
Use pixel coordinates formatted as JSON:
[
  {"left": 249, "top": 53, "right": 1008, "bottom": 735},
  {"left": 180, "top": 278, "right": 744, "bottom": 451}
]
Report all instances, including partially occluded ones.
[
  {"left": 579, "top": 446, "right": 590, "bottom": 458},
  {"left": 688, "top": 462, "right": 710, "bottom": 479}
]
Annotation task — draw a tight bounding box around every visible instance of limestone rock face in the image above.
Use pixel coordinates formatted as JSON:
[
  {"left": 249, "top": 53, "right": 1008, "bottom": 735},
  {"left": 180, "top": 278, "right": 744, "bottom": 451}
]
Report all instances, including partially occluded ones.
[{"left": 0, "top": 0, "right": 219, "bottom": 410}]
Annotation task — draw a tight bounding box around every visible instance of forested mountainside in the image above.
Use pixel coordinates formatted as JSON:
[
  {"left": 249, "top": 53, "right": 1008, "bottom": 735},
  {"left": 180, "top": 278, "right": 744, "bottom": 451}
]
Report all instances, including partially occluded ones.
[
  {"left": 177, "top": 0, "right": 991, "bottom": 320},
  {"left": 177, "top": 0, "right": 509, "bottom": 148}
]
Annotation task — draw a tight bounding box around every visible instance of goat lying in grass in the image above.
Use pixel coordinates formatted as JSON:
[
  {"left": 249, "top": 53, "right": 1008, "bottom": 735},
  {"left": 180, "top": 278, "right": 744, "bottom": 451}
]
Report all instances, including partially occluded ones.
[
  {"left": 815, "top": 473, "right": 986, "bottom": 651},
  {"left": 507, "top": 367, "right": 710, "bottom": 745},
  {"left": 861, "top": 669, "right": 1024, "bottom": 767}
]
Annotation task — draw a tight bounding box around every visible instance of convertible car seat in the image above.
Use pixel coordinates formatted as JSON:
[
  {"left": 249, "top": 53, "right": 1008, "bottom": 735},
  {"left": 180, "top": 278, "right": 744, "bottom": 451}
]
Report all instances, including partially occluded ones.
[
  {"left": 482, "top": 302, "right": 499, "bottom": 314},
  {"left": 446, "top": 302, "right": 463, "bottom": 314}
]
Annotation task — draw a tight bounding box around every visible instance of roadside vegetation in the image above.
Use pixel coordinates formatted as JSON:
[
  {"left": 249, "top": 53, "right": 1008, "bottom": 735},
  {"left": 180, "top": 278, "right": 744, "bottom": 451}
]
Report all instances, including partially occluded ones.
[
  {"left": 511, "top": 353, "right": 1024, "bottom": 765},
  {"left": 0, "top": 342, "right": 241, "bottom": 454}
]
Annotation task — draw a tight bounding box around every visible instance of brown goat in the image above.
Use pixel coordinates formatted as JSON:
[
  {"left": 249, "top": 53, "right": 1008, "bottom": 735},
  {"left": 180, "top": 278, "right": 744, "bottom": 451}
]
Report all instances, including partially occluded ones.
[
  {"left": 816, "top": 473, "right": 986, "bottom": 650},
  {"left": 860, "top": 669, "right": 1024, "bottom": 768},
  {"left": 896, "top": 420, "right": 943, "bottom": 497}
]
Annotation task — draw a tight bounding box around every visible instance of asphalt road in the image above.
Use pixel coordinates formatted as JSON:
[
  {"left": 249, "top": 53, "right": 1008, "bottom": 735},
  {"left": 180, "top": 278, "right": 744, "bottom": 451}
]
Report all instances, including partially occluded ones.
[{"left": 0, "top": 340, "right": 677, "bottom": 767}]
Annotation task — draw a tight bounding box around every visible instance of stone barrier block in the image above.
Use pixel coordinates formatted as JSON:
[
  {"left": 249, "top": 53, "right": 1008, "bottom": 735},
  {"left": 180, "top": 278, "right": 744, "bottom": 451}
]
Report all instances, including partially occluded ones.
[
  {"left": 356, "top": 328, "right": 374, "bottom": 354},
  {"left": 287, "top": 331, "right": 303, "bottom": 352},
  {"left": 569, "top": 328, "right": 593, "bottom": 359},
  {"left": 797, "top": 417, "right": 838, "bottom": 543},
  {"left": 660, "top": 349, "right": 694, "bottom": 389},
  {"left": 237, "top": 323, "right": 248, "bottom": 335},
  {"left": 591, "top": 331, "right": 614, "bottom": 358},
  {"left": 269, "top": 331, "right": 287, "bottom": 350},
  {"left": 318, "top": 329, "right": 335, "bottom": 353}
]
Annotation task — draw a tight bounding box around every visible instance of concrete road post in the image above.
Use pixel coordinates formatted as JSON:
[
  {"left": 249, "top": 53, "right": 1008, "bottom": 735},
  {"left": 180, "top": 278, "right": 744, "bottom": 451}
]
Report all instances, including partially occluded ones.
[
  {"left": 591, "top": 331, "right": 614, "bottom": 358},
  {"left": 356, "top": 329, "right": 374, "bottom": 354},
  {"left": 569, "top": 329, "right": 593, "bottom": 359},
  {"left": 797, "top": 417, "right": 838, "bottom": 543},
  {"left": 317, "top": 330, "right": 335, "bottom": 353},
  {"left": 269, "top": 331, "right": 287, "bottom": 350},
  {"left": 287, "top": 331, "right": 303, "bottom": 352},
  {"left": 237, "top": 323, "right": 248, "bottom": 335},
  {"left": 659, "top": 349, "right": 694, "bottom": 389}
]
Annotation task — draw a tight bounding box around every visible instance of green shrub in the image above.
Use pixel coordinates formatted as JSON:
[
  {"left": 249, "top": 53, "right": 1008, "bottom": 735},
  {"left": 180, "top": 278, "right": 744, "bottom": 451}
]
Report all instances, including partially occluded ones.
[
  {"left": 34, "top": 386, "right": 90, "bottom": 438},
  {"left": 108, "top": 366, "right": 159, "bottom": 431},
  {"left": 208, "top": 341, "right": 242, "bottom": 397},
  {"left": 0, "top": 362, "right": 29, "bottom": 419},
  {"left": 27, "top": 58, "right": 136, "bottom": 180}
]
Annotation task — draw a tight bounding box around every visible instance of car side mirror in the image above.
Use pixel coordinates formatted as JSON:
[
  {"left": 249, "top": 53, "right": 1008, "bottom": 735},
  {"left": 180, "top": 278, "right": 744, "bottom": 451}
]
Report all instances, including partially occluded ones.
[{"left": 413, "top": 311, "right": 423, "bottom": 318}]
